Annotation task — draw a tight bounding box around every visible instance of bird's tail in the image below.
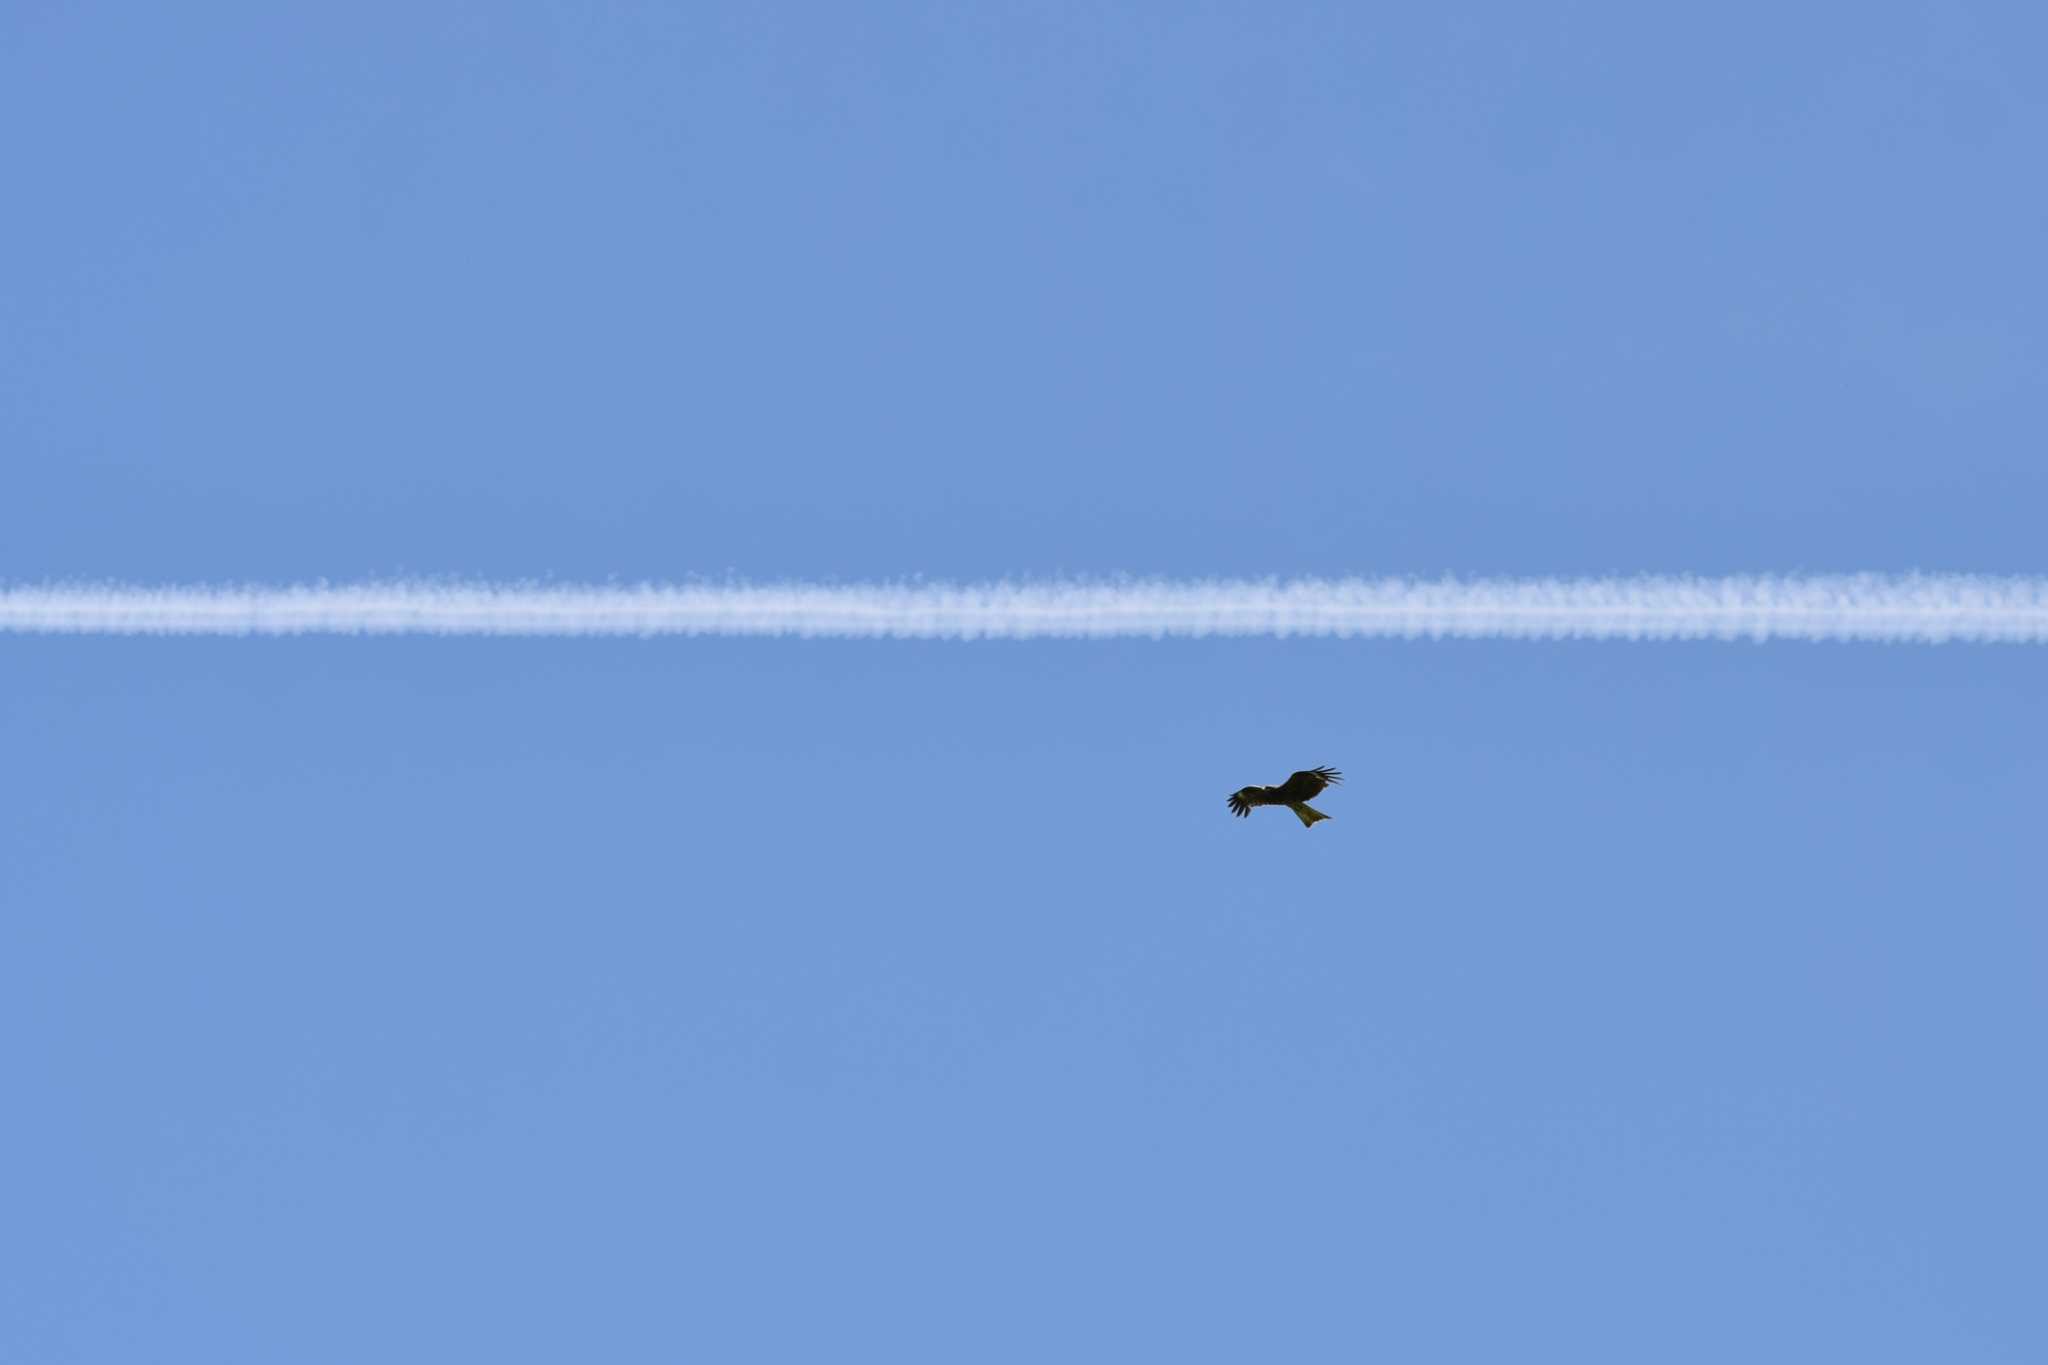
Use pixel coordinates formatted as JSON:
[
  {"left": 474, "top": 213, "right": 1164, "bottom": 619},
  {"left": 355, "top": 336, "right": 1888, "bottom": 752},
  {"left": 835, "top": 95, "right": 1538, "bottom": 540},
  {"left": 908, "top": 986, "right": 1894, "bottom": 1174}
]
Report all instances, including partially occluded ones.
[{"left": 1289, "top": 802, "right": 1331, "bottom": 828}]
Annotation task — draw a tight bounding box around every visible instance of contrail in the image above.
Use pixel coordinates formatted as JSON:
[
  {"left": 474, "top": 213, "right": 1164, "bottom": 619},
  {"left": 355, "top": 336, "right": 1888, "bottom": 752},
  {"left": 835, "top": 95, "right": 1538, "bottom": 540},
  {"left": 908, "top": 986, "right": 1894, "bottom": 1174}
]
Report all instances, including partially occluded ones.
[{"left": 4, "top": 576, "right": 2047, "bottom": 642}]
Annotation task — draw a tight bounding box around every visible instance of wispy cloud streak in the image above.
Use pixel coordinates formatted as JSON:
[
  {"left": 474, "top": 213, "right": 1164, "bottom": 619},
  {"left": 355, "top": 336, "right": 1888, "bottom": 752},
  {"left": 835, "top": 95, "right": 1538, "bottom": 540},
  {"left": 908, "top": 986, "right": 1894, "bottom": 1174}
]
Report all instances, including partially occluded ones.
[{"left": 3, "top": 576, "right": 2046, "bottom": 642}]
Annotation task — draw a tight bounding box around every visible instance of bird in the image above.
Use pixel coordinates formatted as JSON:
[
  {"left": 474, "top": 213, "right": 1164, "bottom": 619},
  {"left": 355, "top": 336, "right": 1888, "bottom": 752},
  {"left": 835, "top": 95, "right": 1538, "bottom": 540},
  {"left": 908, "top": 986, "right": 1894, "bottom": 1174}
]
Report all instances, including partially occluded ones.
[{"left": 1227, "top": 767, "right": 1342, "bottom": 828}]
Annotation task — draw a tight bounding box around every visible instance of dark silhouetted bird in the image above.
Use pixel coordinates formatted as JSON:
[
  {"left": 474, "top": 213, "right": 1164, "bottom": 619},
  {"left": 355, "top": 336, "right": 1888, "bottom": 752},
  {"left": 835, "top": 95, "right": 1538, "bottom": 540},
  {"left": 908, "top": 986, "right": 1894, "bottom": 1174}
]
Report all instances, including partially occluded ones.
[{"left": 1227, "top": 767, "right": 1342, "bottom": 827}]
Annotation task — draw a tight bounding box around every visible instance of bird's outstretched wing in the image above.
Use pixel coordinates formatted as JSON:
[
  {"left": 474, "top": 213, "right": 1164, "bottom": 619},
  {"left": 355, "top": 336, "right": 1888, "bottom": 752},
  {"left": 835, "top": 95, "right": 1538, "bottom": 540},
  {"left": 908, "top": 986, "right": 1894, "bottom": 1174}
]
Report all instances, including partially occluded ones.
[
  {"left": 1273, "top": 767, "right": 1342, "bottom": 802},
  {"left": 1227, "top": 787, "right": 1267, "bottom": 817}
]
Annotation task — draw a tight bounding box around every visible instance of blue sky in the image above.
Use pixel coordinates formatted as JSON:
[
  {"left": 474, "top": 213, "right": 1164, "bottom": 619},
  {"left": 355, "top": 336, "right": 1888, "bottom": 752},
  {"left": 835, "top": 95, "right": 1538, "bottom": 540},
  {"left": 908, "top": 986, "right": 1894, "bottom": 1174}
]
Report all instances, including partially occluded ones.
[{"left": 4, "top": 2, "right": 2045, "bottom": 1360}]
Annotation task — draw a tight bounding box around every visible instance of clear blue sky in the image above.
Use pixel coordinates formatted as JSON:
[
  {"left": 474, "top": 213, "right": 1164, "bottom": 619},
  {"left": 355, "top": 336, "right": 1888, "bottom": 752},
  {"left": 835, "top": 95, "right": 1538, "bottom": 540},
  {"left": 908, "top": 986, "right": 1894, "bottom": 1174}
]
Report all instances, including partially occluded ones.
[{"left": 5, "top": 3, "right": 2045, "bottom": 1360}]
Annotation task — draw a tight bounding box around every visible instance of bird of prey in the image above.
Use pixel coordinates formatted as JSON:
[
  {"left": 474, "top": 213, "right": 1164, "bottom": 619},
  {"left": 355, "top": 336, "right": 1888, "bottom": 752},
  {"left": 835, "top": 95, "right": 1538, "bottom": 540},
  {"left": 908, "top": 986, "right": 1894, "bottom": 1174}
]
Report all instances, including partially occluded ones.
[{"left": 1227, "top": 767, "right": 1342, "bottom": 828}]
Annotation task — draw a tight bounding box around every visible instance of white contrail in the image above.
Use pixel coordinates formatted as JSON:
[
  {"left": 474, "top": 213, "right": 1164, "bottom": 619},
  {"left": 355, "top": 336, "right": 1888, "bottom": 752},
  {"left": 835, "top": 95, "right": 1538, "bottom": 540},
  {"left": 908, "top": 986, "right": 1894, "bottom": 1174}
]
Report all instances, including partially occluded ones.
[{"left": 3, "top": 575, "right": 2047, "bottom": 642}]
